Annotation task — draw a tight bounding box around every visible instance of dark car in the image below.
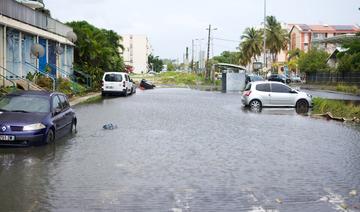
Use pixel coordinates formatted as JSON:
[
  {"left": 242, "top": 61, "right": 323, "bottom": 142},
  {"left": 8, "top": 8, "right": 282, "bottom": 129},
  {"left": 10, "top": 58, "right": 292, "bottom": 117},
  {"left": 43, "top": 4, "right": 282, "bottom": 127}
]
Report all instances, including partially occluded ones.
[
  {"left": 140, "top": 79, "right": 155, "bottom": 89},
  {"left": 245, "top": 74, "right": 264, "bottom": 85},
  {"left": 268, "top": 74, "right": 291, "bottom": 84},
  {"left": 0, "top": 91, "right": 77, "bottom": 147}
]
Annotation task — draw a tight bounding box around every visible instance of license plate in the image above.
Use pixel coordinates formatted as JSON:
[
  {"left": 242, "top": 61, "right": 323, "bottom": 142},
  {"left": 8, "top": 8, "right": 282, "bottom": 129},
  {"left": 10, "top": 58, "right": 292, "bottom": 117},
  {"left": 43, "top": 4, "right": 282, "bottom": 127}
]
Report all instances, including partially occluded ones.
[
  {"left": 106, "top": 86, "right": 113, "bottom": 89},
  {"left": 0, "top": 135, "right": 15, "bottom": 141}
]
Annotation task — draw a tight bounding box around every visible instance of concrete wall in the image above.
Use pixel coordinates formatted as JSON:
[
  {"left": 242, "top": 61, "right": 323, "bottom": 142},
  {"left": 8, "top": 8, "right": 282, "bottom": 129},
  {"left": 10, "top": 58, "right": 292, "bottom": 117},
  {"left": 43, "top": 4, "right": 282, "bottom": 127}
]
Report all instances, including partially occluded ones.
[{"left": 226, "top": 72, "right": 246, "bottom": 92}]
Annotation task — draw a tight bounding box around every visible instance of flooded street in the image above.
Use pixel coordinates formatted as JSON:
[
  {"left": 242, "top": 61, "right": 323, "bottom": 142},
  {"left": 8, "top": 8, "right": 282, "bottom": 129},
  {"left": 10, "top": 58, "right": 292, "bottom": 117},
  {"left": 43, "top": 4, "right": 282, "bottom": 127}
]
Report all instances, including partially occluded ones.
[{"left": 1, "top": 88, "right": 360, "bottom": 211}]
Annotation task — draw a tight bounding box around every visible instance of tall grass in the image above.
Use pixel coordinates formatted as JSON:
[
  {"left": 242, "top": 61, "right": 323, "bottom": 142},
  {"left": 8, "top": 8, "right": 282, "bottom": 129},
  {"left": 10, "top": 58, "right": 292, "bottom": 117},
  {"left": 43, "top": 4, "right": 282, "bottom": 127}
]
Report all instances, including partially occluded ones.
[
  {"left": 336, "top": 83, "right": 359, "bottom": 95},
  {"left": 312, "top": 97, "right": 360, "bottom": 118}
]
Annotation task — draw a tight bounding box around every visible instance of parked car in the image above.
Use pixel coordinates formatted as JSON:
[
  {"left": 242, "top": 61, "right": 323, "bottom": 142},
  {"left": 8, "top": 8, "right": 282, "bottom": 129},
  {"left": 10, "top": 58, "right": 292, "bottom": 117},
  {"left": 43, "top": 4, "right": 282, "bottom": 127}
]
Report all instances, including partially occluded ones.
[
  {"left": 268, "top": 74, "right": 291, "bottom": 84},
  {"left": 101, "top": 72, "right": 133, "bottom": 96},
  {"left": 0, "top": 91, "right": 77, "bottom": 147},
  {"left": 291, "top": 75, "right": 302, "bottom": 83},
  {"left": 245, "top": 74, "right": 264, "bottom": 85},
  {"left": 140, "top": 79, "right": 156, "bottom": 89},
  {"left": 241, "top": 81, "right": 312, "bottom": 111}
]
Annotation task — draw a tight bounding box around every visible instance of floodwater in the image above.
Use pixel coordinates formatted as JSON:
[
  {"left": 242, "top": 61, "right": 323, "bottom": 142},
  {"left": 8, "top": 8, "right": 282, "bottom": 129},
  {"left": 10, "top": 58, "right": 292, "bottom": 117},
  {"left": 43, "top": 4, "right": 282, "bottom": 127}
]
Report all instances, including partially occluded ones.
[{"left": 1, "top": 88, "right": 360, "bottom": 211}]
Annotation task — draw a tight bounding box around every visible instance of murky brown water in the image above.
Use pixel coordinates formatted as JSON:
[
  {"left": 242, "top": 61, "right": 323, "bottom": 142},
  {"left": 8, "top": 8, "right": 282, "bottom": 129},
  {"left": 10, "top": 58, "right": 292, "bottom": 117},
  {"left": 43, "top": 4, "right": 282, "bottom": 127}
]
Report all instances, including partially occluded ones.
[{"left": 1, "top": 88, "right": 360, "bottom": 211}]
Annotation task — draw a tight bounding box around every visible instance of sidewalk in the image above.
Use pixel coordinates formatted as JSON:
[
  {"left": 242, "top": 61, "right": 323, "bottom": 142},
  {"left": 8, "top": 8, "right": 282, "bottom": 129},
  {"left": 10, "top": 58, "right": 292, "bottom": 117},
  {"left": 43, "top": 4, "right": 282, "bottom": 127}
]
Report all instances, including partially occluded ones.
[{"left": 69, "top": 92, "right": 101, "bottom": 106}]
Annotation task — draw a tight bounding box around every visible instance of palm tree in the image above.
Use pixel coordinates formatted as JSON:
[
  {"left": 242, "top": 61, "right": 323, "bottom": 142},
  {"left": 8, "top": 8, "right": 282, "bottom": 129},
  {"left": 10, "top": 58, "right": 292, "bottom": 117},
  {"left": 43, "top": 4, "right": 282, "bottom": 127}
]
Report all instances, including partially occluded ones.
[
  {"left": 265, "top": 16, "right": 289, "bottom": 63},
  {"left": 240, "top": 27, "right": 263, "bottom": 66}
]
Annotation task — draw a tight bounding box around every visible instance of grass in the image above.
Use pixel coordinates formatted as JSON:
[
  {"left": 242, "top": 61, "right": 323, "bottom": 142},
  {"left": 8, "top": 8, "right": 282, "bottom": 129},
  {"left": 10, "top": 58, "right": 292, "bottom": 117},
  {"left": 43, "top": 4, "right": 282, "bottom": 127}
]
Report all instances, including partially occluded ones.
[
  {"left": 312, "top": 97, "right": 360, "bottom": 119},
  {"left": 131, "top": 71, "right": 221, "bottom": 87},
  {"left": 82, "top": 95, "right": 102, "bottom": 104},
  {"left": 335, "top": 83, "right": 359, "bottom": 95}
]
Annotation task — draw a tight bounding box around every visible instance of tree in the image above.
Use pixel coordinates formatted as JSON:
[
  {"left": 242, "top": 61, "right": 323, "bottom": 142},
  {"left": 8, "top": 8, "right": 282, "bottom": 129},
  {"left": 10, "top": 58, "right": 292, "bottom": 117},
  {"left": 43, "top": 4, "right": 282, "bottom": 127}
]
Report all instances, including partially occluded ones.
[
  {"left": 336, "top": 36, "right": 360, "bottom": 72},
  {"left": 66, "top": 21, "right": 125, "bottom": 87},
  {"left": 298, "top": 48, "right": 329, "bottom": 73},
  {"left": 266, "top": 16, "right": 289, "bottom": 63},
  {"left": 212, "top": 51, "right": 241, "bottom": 65},
  {"left": 240, "top": 27, "right": 263, "bottom": 65},
  {"left": 148, "top": 54, "right": 163, "bottom": 72}
]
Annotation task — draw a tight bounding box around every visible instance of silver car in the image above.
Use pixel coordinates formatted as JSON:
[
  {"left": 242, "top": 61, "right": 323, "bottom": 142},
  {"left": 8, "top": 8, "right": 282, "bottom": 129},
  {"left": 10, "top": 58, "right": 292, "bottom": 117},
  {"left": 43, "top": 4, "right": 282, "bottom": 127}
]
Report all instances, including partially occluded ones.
[{"left": 241, "top": 81, "right": 312, "bottom": 110}]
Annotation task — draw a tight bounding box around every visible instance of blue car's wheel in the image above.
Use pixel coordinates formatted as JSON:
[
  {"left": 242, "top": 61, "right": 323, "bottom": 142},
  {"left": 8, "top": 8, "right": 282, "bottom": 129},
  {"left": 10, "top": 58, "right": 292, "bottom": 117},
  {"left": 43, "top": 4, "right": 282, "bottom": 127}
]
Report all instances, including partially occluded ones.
[{"left": 45, "top": 129, "right": 55, "bottom": 144}]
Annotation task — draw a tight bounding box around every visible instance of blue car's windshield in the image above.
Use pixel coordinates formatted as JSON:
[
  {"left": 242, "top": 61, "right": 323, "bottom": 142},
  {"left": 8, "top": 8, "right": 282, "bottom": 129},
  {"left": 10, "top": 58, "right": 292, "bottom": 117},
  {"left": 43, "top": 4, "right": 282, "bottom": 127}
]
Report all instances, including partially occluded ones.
[{"left": 0, "top": 95, "right": 50, "bottom": 113}]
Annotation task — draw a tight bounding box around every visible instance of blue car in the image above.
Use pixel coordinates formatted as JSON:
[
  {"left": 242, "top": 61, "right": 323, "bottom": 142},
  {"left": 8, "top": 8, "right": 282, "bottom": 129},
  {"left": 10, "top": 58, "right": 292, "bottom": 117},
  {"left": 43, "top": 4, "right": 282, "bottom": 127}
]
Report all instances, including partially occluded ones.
[{"left": 0, "top": 91, "right": 77, "bottom": 147}]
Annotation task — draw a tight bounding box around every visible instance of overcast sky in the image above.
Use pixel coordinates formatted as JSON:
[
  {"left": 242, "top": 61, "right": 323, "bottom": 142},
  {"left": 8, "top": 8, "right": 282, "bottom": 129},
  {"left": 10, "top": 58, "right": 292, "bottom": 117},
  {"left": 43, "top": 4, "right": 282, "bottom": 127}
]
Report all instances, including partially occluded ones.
[{"left": 45, "top": 0, "right": 359, "bottom": 60}]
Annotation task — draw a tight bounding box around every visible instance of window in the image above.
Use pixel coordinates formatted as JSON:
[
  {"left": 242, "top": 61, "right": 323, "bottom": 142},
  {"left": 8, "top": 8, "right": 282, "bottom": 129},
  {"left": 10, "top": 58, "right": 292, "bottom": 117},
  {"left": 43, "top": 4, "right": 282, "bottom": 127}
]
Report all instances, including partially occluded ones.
[
  {"left": 271, "top": 84, "right": 291, "bottom": 93},
  {"left": 52, "top": 95, "right": 62, "bottom": 112},
  {"left": 256, "top": 84, "right": 270, "bottom": 92},
  {"left": 105, "top": 74, "right": 122, "bottom": 82},
  {"left": 0, "top": 95, "right": 50, "bottom": 113},
  {"left": 58, "top": 95, "right": 70, "bottom": 109}
]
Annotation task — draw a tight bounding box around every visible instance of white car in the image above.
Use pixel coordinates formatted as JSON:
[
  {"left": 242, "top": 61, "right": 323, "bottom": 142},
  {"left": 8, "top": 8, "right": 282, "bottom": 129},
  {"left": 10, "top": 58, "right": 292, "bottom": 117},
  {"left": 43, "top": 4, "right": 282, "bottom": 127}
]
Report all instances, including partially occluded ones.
[
  {"left": 101, "top": 72, "right": 133, "bottom": 96},
  {"left": 241, "top": 81, "right": 312, "bottom": 110}
]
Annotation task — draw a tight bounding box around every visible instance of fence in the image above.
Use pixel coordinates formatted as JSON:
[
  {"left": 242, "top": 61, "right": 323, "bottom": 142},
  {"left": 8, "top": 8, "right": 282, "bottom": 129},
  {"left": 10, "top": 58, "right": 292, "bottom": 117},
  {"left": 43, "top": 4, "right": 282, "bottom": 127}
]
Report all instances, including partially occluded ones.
[{"left": 306, "top": 72, "right": 360, "bottom": 86}]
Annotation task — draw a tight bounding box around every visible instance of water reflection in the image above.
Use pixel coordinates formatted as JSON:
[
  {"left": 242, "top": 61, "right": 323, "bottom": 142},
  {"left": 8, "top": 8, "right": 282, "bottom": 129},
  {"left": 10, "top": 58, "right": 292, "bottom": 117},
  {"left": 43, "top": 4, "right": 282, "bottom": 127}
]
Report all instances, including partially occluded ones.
[{"left": 242, "top": 106, "right": 310, "bottom": 115}]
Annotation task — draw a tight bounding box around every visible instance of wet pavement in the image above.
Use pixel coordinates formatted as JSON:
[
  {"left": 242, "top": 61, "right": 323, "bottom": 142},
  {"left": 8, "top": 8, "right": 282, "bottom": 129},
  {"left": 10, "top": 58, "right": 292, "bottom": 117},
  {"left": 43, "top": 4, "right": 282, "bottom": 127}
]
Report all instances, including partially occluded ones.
[
  {"left": 1, "top": 88, "right": 360, "bottom": 211},
  {"left": 300, "top": 89, "right": 360, "bottom": 101}
]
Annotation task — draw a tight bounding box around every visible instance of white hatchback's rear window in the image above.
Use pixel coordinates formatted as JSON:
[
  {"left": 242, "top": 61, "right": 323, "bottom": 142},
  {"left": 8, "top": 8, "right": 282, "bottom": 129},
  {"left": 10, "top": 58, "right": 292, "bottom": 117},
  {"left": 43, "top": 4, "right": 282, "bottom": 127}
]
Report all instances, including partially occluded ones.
[{"left": 104, "top": 74, "right": 122, "bottom": 82}]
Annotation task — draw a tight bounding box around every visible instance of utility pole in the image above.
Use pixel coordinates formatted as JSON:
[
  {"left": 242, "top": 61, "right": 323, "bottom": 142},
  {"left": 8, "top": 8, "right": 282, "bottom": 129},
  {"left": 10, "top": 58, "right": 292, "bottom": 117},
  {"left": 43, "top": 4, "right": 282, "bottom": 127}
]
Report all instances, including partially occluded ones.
[
  {"left": 206, "top": 24, "right": 217, "bottom": 80},
  {"left": 206, "top": 25, "right": 212, "bottom": 79},
  {"left": 263, "top": 0, "right": 267, "bottom": 74},
  {"left": 191, "top": 39, "right": 194, "bottom": 73}
]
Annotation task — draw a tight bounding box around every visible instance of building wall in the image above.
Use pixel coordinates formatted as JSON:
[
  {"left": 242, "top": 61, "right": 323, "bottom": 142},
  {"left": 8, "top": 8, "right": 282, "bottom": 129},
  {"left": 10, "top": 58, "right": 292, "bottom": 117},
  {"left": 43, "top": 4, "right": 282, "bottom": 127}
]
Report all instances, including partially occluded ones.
[
  {"left": 0, "top": 17, "right": 74, "bottom": 82},
  {"left": 122, "top": 34, "right": 151, "bottom": 74}
]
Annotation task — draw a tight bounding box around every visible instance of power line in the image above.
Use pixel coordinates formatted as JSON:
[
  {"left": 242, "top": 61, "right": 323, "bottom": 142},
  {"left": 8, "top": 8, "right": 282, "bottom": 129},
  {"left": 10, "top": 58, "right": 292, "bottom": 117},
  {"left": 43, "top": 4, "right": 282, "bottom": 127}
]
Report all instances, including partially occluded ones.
[{"left": 213, "top": 37, "right": 241, "bottom": 43}]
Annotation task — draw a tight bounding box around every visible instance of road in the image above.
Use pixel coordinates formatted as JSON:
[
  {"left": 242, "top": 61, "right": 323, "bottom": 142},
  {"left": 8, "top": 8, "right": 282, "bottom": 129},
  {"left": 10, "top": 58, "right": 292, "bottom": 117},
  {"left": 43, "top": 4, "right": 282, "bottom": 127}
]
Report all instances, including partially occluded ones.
[{"left": 1, "top": 88, "right": 360, "bottom": 211}]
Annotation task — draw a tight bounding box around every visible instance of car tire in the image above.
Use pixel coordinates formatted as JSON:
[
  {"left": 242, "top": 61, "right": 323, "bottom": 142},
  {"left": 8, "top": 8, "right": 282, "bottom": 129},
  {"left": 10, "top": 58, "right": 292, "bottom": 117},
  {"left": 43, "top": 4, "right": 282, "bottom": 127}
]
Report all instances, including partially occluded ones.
[
  {"left": 124, "top": 89, "right": 128, "bottom": 97},
  {"left": 296, "top": 99, "right": 309, "bottom": 113},
  {"left": 249, "top": 99, "right": 262, "bottom": 111},
  {"left": 45, "top": 129, "right": 55, "bottom": 145},
  {"left": 70, "top": 120, "right": 77, "bottom": 134}
]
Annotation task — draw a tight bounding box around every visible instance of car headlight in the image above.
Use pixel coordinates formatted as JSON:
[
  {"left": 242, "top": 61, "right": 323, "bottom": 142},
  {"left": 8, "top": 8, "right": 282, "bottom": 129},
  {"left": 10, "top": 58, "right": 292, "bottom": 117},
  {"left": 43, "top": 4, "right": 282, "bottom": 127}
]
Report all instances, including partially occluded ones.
[
  {"left": 23, "top": 123, "right": 46, "bottom": 131},
  {"left": 307, "top": 94, "right": 312, "bottom": 98}
]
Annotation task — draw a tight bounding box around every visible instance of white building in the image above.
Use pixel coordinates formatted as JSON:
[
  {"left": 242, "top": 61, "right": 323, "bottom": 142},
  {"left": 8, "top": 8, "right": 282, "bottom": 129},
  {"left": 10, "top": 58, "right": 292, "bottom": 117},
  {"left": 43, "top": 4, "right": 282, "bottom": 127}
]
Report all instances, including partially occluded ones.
[{"left": 121, "top": 35, "right": 151, "bottom": 74}]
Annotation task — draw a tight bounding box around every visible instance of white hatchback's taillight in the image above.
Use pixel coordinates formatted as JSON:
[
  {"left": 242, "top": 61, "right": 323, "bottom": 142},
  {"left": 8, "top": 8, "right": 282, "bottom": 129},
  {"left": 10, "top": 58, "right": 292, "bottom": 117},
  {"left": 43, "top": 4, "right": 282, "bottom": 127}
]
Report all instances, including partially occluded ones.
[{"left": 243, "top": 91, "right": 251, "bottom": 96}]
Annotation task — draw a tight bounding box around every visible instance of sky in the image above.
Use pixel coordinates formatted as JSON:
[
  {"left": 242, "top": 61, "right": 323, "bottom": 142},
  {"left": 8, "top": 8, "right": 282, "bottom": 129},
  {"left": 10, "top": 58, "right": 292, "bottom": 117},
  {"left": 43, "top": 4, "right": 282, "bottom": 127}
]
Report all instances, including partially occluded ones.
[{"left": 45, "top": 0, "right": 360, "bottom": 60}]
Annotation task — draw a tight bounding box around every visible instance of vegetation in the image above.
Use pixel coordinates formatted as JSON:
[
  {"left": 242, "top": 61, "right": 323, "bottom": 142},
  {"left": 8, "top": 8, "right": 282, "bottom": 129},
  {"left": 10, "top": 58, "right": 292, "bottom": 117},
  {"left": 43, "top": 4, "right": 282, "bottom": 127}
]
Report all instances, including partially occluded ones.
[
  {"left": 213, "top": 51, "right": 241, "bottom": 65},
  {"left": 148, "top": 54, "right": 163, "bottom": 72},
  {"left": 66, "top": 21, "right": 125, "bottom": 88},
  {"left": 298, "top": 48, "right": 329, "bottom": 73},
  {"left": 312, "top": 97, "right": 360, "bottom": 119},
  {"left": 337, "top": 36, "right": 360, "bottom": 73},
  {"left": 335, "top": 83, "right": 359, "bottom": 94},
  {"left": 237, "top": 16, "right": 289, "bottom": 68},
  {"left": 240, "top": 27, "right": 263, "bottom": 63},
  {"left": 265, "top": 16, "right": 289, "bottom": 63}
]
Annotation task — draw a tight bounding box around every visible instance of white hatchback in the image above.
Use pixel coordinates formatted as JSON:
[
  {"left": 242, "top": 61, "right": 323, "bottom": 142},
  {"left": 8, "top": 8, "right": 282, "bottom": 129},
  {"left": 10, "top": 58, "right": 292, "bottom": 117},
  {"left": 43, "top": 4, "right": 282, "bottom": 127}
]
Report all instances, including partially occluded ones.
[
  {"left": 241, "top": 81, "right": 312, "bottom": 110},
  {"left": 101, "top": 72, "right": 134, "bottom": 96}
]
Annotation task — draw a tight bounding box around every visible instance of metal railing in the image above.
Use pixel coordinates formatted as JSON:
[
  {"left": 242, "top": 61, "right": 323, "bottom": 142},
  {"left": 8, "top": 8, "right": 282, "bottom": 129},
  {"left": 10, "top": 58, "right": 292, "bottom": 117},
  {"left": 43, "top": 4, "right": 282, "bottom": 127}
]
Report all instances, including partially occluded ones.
[
  {"left": 0, "top": 72, "right": 16, "bottom": 94},
  {"left": 24, "top": 62, "right": 55, "bottom": 90},
  {"left": 0, "top": 64, "right": 47, "bottom": 91},
  {"left": 72, "top": 68, "right": 92, "bottom": 88},
  {"left": 46, "top": 63, "right": 83, "bottom": 93}
]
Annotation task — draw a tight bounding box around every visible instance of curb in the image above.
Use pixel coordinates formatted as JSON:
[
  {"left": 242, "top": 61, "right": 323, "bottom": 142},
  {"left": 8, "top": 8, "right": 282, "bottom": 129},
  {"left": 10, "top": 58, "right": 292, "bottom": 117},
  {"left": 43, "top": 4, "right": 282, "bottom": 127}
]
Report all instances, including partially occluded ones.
[{"left": 69, "top": 92, "right": 101, "bottom": 106}]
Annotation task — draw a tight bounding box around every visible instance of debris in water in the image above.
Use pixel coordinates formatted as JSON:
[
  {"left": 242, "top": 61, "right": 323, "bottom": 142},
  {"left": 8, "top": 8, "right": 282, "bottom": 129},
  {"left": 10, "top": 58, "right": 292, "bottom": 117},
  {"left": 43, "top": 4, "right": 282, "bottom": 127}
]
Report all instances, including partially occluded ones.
[
  {"left": 349, "top": 190, "right": 357, "bottom": 197},
  {"left": 103, "top": 123, "right": 117, "bottom": 130},
  {"left": 340, "top": 203, "right": 348, "bottom": 210},
  {"left": 275, "top": 198, "right": 283, "bottom": 204}
]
